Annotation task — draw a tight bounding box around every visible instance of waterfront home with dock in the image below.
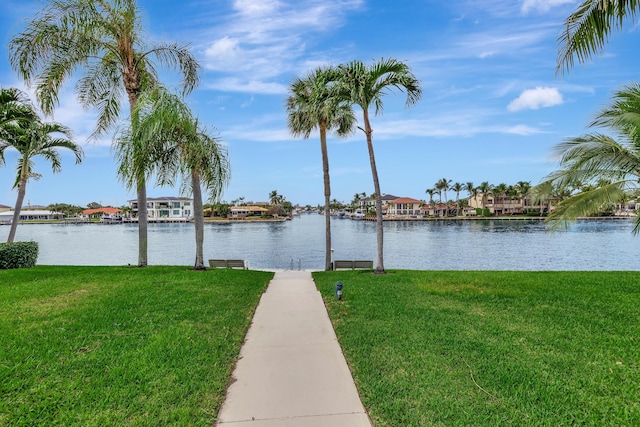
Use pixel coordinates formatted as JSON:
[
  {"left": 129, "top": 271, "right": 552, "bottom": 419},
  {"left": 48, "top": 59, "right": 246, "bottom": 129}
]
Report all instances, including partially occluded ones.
[{"left": 128, "top": 197, "right": 193, "bottom": 222}]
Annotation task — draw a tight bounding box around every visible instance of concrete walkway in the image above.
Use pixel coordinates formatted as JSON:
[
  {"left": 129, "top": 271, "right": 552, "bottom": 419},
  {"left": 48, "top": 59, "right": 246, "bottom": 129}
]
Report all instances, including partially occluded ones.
[{"left": 216, "top": 270, "right": 372, "bottom": 426}]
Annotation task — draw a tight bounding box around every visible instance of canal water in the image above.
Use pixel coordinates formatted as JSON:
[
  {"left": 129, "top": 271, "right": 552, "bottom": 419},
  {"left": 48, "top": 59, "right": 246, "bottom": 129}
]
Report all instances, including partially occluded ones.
[{"left": 2, "top": 214, "right": 639, "bottom": 270}]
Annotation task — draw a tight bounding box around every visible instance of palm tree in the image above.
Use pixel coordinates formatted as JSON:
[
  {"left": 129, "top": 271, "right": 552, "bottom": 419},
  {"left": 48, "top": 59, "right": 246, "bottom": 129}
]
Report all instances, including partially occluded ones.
[
  {"left": 477, "top": 181, "right": 493, "bottom": 216},
  {"left": 115, "top": 87, "right": 229, "bottom": 269},
  {"left": 452, "top": 182, "right": 463, "bottom": 216},
  {"left": 269, "top": 190, "right": 280, "bottom": 206},
  {"left": 516, "top": 181, "right": 532, "bottom": 212},
  {"left": 1, "top": 115, "right": 82, "bottom": 243},
  {"left": 463, "top": 182, "right": 476, "bottom": 213},
  {"left": 337, "top": 58, "right": 421, "bottom": 274},
  {"left": 287, "top": 66, "right": 356, "bottom": 271},
  {"left": 557, "top": 0, "right": 640, "bottom": 75},
  {"left": 1, "top": 88, "right": 35, "bottom": 130},
  {"left": 425, "top": 188, "right": 436, "bottom": 208},
  {"left": 543, "top": 83, "right": 640, "bottom": 233},
  {"left": 435, "top": 178, "right": 452, "bottom": 216},
  {"left": 493, "top": 183, "right": 508, "bottom": 215},
  {"left": 9, "top": 0, "right": 199, "bottom": 267}
]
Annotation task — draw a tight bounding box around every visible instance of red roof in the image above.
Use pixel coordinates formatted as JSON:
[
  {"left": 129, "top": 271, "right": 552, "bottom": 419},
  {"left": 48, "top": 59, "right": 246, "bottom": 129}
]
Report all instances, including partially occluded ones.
[{"left": 82, "top": 207, "right": 122, "bottom": 215}]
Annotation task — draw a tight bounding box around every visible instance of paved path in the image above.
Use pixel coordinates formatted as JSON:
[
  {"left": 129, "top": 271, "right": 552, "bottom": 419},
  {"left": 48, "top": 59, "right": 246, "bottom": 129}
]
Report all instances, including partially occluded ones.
[{"left": 216, "top": 270, "right": 372, "bottom": 426}]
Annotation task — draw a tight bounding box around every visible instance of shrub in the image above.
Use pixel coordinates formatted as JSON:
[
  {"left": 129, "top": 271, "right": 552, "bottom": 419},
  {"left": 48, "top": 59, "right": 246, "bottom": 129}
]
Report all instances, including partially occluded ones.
[{"left": 0, "top": 241, "right": 39, "bottom": 269}]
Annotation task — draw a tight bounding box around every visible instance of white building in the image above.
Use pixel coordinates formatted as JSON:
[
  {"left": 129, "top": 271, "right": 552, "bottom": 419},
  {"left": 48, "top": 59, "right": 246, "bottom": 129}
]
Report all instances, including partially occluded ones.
[
  {"left": 129, "top": 197, "right": 193, "bottom": 220},
  {"left": 0, "top": 209, "right": 64, "bottom": 222}
]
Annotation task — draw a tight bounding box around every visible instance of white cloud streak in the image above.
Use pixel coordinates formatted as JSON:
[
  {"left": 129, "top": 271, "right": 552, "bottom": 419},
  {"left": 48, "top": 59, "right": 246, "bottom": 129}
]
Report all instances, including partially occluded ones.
[
  {"left": 521, "top": 0, "right": 575, "bottom": 15},
  {"left": 507, "top": 87, "right": 564, "bottom": 111},
  {"left": 197, "top": 0, "right": 363, "bottom": 93}
]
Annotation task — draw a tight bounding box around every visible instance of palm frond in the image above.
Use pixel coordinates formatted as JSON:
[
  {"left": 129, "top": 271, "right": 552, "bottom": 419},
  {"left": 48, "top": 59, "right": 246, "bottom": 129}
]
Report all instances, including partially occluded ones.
[
  {"left": 557, "top": 0, "right": 639, "bottom": 75},
  {"left": 547, "top": 181, "right": 629, "bottom": 229}
]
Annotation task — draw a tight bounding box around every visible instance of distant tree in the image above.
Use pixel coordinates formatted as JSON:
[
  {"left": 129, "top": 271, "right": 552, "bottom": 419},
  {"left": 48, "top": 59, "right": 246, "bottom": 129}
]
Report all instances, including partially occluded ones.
[
  {"left": 477, "top": 181, "right": 493, "bottom": 215},
  {"left": 47, "top": 203, "right": 83, "bottom": 216},
  {"left": 493, "top": 183, "right": 508, "bottom": 215},
  {"left": 87, "top": 201, "right": 102, "bottom": 209},
  {"left": 425, "top": 188, "right": 436, "bottom": 211},
  {"left": 269, "top": 190, "right": 280, "bottom": 206},
  {"left": 435, "top": 178, "right": 452, "bottom": 207},
  {"left": 463, "top": 181, "right": 476, "bottom": 210},
  {"left": 452, "top": 182, "right": 463, "bottom": 216}
]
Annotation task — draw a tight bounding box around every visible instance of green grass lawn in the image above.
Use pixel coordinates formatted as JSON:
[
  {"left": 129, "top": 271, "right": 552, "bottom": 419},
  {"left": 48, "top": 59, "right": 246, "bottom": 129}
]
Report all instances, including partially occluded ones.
[
  {"left": 0, "top": 266, "right": 273, "bottom": 427},
  {"left": 313, "top": 270, "right": 640, "bottom": 426}
]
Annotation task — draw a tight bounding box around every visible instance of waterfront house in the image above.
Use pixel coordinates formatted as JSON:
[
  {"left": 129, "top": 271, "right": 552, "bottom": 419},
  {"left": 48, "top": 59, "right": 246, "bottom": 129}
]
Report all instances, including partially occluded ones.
[
  {"left": 467, "top": 193, "right": 548, "bottom": 215},
  {"left": 357, "top": 194, "right": 399, "bottom": 214},
  {"left": 0, "top": 209, "right": 63, "bottom": 222},
  {"left": 128, "top": 197, "right": 193, "bottom": 220},
  {"left": 80, "top": 207, "right": 123, "bottom": 221},
  {"left": 386, "top": 197, "right": 426, "bottom": 217},
  {"left": 230, "top": 205, "right": 268, "bottom": 218}
]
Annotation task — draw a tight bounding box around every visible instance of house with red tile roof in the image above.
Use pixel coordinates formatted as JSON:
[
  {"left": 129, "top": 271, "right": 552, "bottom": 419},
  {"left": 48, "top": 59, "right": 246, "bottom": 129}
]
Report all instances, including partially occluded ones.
[{"left": 80, "top": 207, "right": 123, "bottom": 221}]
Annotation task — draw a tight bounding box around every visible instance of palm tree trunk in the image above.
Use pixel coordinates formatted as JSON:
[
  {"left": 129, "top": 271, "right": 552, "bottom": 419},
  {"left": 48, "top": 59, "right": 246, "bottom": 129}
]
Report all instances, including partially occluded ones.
[
  {"left": 320, "top": 124, "right": 332, "bottom": 271},
  {"left": 6, "top": 178, "right": 27, "bottom": 243},
  {"left": 363, "top": 109, "right": 385, "bottom": 274},
  {"left": 136, "top": 180, "right": 148, "bottom": 267},
  {"left": 128, "top": 90, "right": 148, "bottom": 268},
  {"left": 192, "top": 171, "right": 206, "bottom": 270}
]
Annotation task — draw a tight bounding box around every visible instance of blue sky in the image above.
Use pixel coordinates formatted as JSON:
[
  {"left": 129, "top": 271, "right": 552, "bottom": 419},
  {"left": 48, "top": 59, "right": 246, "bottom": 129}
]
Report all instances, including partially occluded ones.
[{"left": 0, "top": 0, "right": 638, "bottom": 208}]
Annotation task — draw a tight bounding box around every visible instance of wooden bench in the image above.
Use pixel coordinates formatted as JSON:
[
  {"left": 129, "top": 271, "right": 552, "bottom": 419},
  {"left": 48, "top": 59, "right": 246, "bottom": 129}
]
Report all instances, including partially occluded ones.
[
  {"left": 332, "top": 260, "right": 374, "bottom": 270},
  {"left": 208, "top": 259, "right": 247, "bottom": 269}
]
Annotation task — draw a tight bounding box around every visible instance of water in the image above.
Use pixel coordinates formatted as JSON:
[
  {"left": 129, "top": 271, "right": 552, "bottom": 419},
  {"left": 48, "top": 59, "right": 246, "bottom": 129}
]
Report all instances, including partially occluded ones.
[{"left": 2, "top": 214, "right": 639, "bottom": 270}]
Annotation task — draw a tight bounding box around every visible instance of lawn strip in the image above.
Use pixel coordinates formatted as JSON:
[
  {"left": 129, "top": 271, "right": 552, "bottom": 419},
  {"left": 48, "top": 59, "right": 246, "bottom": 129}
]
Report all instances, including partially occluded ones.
[
  {"left": 313, "top": 270, "right": 640, "bottom": 426},
  {"left": 0, "top": 266, "right": 272, "bottom": 427}
]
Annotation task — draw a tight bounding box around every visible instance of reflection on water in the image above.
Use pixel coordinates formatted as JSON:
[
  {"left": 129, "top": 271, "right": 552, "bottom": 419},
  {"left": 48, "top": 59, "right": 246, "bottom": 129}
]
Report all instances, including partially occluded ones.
[{"left": 1, "top": 215, "right": 638, "bottom": 270}]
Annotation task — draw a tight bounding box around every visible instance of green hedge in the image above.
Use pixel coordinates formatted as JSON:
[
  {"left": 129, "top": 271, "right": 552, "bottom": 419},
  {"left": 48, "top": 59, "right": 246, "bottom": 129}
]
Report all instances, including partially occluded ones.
[{"left": 0, "top": 241, "right": 39, "bottom": 269}]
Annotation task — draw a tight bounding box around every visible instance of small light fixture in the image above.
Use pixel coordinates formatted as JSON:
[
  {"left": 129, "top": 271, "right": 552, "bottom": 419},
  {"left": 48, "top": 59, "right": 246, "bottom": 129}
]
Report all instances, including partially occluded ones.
[{"left": 335, "top": 281, "right": 343, "bottom": 300}]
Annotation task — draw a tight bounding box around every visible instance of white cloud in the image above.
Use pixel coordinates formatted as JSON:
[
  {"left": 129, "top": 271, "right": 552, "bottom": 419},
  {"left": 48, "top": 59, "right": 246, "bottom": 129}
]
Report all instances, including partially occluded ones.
[
  {"left": 233, "top": 0, "right": 281, "bottom": 16},
  {"left": 506, "top": 124, "right": 544, "bottom": 135},
  {"left": 521, "top": 0, "right": 574, "bottom": 14},
  {"left": 198, "top": 0, "right": 363, "bottom": 92},
  {"left": 205, "top": 78, "right": 288, "bottom": 95},
  {"left": 204, "top": 36, "right": 241, "bottom": 59},
  {"left": 507, "top": 87, "right": 563, "bottom": 111}
]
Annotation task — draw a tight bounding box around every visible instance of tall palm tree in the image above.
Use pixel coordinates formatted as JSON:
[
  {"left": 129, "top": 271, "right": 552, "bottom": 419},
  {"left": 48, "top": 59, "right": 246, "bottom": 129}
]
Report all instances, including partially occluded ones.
[
  {"left": 286, "top": 66, "right": 356, "bottom": 271},
  {"left": 425, "top": 188, "right": 436, "bottom": 207},
  {"left": 463, "top": 181, "right": 476, "bottom": 213},
  {"left": 337, "top": 58, "right": 421, "bottom": 273},
  {"left": 543, "top": 83, "right": 640, "bottom": 233},
  {"left": 557, "top": 0, "right": 640, "bottom": 75},
  {"left": 477, "top": 181, "right": 493, "bottom": 216},
  {"left": 516, "top": 180, "right": 532, "bottom": 212},
  {"left": 493, "top": 183, "right": 508, "bottom": 215},
  {"left": 1, "top": 116, "right": 82, "bottom": 243},
  {"left": 115, "top": 87, "right": 229, "bottom": 269},
  {"left": 269, "top": 190, "right": 280, "bottom": 206},
  {"left": 435, "top": 178, "right": 452, "bottom": 216},
  {"left": 9, "top": 0, "right": 199, "bottom": 267},
  {"left": 452, "top": 182, "right": 463, "bottom": 216}
]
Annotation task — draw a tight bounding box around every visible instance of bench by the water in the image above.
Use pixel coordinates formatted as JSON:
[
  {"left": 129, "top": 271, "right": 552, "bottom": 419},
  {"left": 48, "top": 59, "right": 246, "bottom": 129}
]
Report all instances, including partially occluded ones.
[
  {"left": 332, "top": 260, "right": 374, "bottom": 270},
  {"left": 208, "top": 259, "right": 248, "bottom": 269}
]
